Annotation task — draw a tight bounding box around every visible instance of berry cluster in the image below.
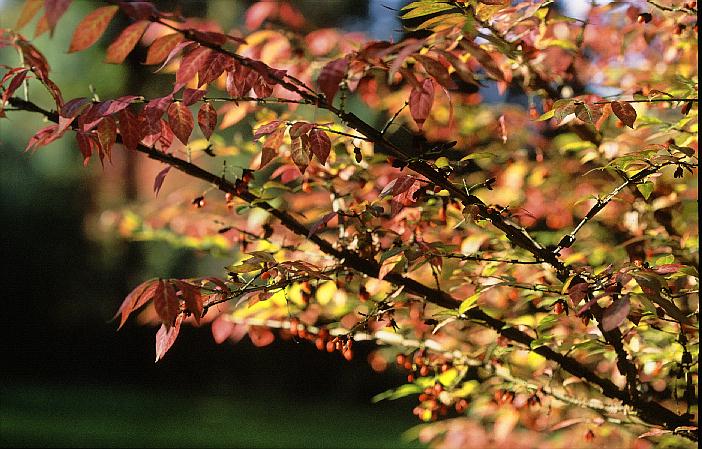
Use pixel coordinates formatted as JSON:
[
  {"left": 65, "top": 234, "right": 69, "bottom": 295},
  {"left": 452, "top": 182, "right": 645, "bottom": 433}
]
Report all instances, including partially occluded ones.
[{"left": 286, "top": 318, "right": 354, "bottom": 361}]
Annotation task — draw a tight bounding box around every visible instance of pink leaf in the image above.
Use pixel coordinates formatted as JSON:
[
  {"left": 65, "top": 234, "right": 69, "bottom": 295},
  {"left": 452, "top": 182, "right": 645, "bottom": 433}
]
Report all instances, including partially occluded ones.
[
  {"left": 409, "top": 78, "right": 434, "bottom": 129},
  {"left": 155, "top": 314, "right": 182, "bottom": 362}
]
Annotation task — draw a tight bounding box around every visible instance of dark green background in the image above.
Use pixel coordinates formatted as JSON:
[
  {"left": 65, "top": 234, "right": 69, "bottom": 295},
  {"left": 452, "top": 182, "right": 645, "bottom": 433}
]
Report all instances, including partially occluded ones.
[{"left": 0, "top": 1, "right": 424, "bottom": 447}]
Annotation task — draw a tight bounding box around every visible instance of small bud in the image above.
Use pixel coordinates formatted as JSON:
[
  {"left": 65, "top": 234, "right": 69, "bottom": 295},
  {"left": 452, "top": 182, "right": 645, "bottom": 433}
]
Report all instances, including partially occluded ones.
[{"left": 637, "top": 12, "right": 652, "bottom": 23}]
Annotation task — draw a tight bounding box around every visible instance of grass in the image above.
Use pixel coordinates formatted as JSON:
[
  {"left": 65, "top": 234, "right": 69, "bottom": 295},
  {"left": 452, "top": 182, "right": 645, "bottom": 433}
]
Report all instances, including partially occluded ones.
[{"left": 0, "top": 382, "right": 426, "bottom": 448}]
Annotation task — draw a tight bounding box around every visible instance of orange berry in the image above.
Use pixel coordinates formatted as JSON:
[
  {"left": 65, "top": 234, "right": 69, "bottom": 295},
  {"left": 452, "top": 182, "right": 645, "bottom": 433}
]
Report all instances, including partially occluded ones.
[{"left": 396, "top": 354, "right": 407, "bottom": 366}]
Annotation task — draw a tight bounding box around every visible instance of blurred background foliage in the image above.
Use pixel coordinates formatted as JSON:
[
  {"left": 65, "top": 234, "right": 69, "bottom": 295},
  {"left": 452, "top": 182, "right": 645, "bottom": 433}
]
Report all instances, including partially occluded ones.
[{"left": 0, "top": 0, "right": 425, "bottom": 447}]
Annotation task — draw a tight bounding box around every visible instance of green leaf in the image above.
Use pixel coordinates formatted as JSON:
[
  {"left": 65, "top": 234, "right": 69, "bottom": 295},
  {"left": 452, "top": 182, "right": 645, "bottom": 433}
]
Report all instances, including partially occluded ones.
[
  {"left": 225, "top": 262, "right": 262, "bottom": 273},
  {"left": 459, "top": 292, "right": 481, "bottom": 314},
  {"left": 637, "top": 181, "right": 654, "bottom": 200},
  {"left": 372, "top": 384, "right": 422, "bottom": 403},
  {"left": 401, "top": 2, "right": 455, "bottom": 19},
  {"left": 654, "top": 254, "right": 675, "bottom": 266},
  {"left": 536, "top": 109, "right": 555, "bottom": 121},
  {"left": 435, "top": 156, "right": 450, "bottom": 168},
  {"left": 461, "top": 152, "right": 495, "bottom": 161},
  {"left": 530, "top": 335, "right": 553, "bottom": 349},
  {"left": 536, "top": 314, "right": 558, "bottom": 332}
]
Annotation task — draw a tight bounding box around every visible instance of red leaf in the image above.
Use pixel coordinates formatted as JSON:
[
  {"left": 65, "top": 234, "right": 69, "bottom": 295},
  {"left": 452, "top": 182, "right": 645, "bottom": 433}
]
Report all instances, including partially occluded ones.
[
  {"left": 308, "top": 212, "right": 336, "bottom": 237},
  {"left": 114, "top": 279, "right": 158, "bottom": 329},
  {"left": 290, "top": 134, "right": 310, "bottom": 174},
  {"left": 175, "top": 46, "right": 212, "bottom": 91},
  {"left": 460, "top": 41, "right": 505, "bottom": 81},
  {"left": 225, "top": 65, "right": 254, "bottom": 97},
  {"left": 611, "top": 101, "right": 637, "bottom": 128},
  {"left": 142, "top": 95, "right": 173, "bottom": 122},
  {"left": 252, "top": 76, "right": 273, "bottom": 98},
  {"left": 75, "top": 131, "right": 97, "bottom": 166},
  {"left": 155, "top": 119, "right": 174, "bottom": 152},
  {"left": 68, "top": 5, "right": 118, "bottom": 53},
  {"left": 248, "top": 326, "right": 275, "bottom": 347},
  {"left": 60, "top": 97, "right": 91, "bottom": 118},
  {"left": 44, "top": 0, "right": 72, "bottom": 35},
  {"left": 119, "top": 1, "right": 159, "bottom": 20},
  {"left": 189, "top": 30, "right": 229, "bottom": 46},
  {"left": 317, "top": 58, "right": 348, "bottom": 103},
  {"left": 153, "top": 165, "right": 170, "bottom": 196},
  {"left": 183, "top": 88, "right": 206, "bottom": 106},
  {"left": 197, "top": 102, "right": 217, "bottom": 140},
  {"left": 197, "top": 52, "right": 232, "bottom": 87},
  {"left": 260, "top": 127, "right": 284, "bottom": 168},
  {"left": 117, "top": 108, "right": 142, "bottom": 151},
  {"left": 140, "top": 109, "right": 163, "bottom": 148},
  {"left": 653, "top": 264, "right": 684, "bottom": 274},
  {"left": 105, "top": 20, "right": 149, "bottom": 64},
  {"left": 154, "top": 41, "right": 197, "bottom": 73},
  {"left": 16, "top": 38, "right": 51, "bottom": 81},
  {"left": 172, "top": 280, "right": 203, "bottom": 324},
  {"left": 409, "top": 78, "right": 434, "bottom": 129},
  {"left": 309, "top": 128, "right": 331, "bottom": 165},
  {"left": 153, "top": 280, "right": 179, "bottom": 327},
  {"left": 155, "top": 314, "right": 182, "bottom": 362},
  {"left": 1, "top": 69, "right": 30, "bottom": 110},
  {"left": 145, "top": 33, "right": 183, "bottom": 65},
  {"left": 601, "top": 297, "right": 630, "bottom": 332},
  {"left": 278, "top": 2, "right": 305, "bottom": 28},
  {"left": 289, "top": 122, "right": 313, "bottom": 138},
  {"left": 253, "top": 120, "right": 282, "bottom": 139},
  {"left": 25, "top": 124, "right": 60, "bottom": 152},
  {"left": 96, "top": 116, "right": 116, "bottom": 161},
  {"left": 80, "top": 96, "right": 140, "bottom": 131},
  {"left": 575, "top": 103, "right": 602, "bottom": 124},
  {"left": 245, "top": 2, "right": 276, "bottom": 30},
  {"left": 167, "top": 101, "right": 194, "bottom": 145},
  {"left": 414, "top": 54, "right": 456, "bottom": 89}
]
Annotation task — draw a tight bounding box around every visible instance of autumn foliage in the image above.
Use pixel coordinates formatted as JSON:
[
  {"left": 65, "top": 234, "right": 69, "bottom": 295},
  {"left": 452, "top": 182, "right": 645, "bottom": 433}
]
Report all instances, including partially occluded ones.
[{"left": 1, "top": 0, "right": 699, "bottom": 447}]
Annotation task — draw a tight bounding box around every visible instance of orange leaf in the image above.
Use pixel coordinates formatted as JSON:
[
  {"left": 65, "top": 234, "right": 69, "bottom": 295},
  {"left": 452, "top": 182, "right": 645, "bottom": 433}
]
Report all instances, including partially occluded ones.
[
  {"left": 15, "top": 0, "right": 43, "bottom": 30},
  {"left": 68, "top": 5, "right": 119, "bottom": 53},
  {"left": 105, "top": 20, "right": 149, "bottom": 64},
  {"left": 144, "top": 33, "right": 183, "bottom": 65}
]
